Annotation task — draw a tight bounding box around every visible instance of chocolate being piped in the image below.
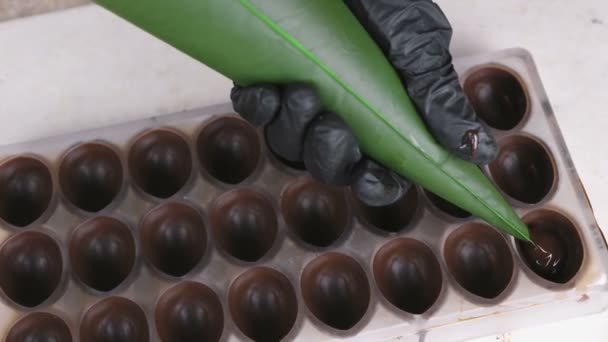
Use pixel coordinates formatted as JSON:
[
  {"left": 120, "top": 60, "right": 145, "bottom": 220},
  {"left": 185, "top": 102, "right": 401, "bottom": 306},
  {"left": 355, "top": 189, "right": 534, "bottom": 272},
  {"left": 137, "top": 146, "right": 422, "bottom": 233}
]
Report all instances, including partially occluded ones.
[{"left": 517, "top": 210, "right": 583, "bottom": 284}]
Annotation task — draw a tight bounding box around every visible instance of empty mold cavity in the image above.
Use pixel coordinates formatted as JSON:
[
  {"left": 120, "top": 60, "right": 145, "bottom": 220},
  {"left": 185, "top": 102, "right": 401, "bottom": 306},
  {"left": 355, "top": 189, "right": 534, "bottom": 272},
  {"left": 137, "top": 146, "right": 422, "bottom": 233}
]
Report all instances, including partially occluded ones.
[
  {"left": 0, "top": 156, "right": 53, "bottom": 227},
  {"left": 424, "top": 190, "right": 471, "bottom": 219},
  {"left": 301, "top": 252, "right": 370, "bottom": 330},
  {"left": 444, "top": 223, "right": 514, "bottom": 299},
  {"left": 463, "top": 66, "right": 528, "bottom": 130},
  {"left": 516, "top": 210, "right": 584, "bottom": 284},
  {"left": 281, "top": 176, "right": 349, "bottom": 247},
  {"left": 373, "top": 238, "right": 442, "bottom": 314},
  {"left": 197, "top": 116, "right": 261, "bottom": 184},
  {"left": 156, "top": 281, "right": 224, "bottom": 342},
  {"left": 354, "top": 186, "right": 419, "bottom": 233},
  {"left": 80, "top": 297, "right": 149, "bottom": 342},
  {"left": 59, "top": 142, "right": 123, "bottom": 212},
  {"left": 6, "top": 312, "right": 72, "bottom": 342},
  {"left": 69, "top": 216, "right": 135, "bottom": 292},
  {"left": 489, "top": 135, "right": 555, "bottom": 204},
  {"left": 0, "top": 231, "right": 62, "bottom": 307},
  {"left": 210, "top": 188, "right": 277, "bottom": 262},
  {"left": 129, "top": 129, "right": 192, "bottom": 198},
  {"left": 228, "top": 267, "right": 298, "bottom": 341},
  {"left": 140, "top": 202, "right": 207, "bottom": 277}
]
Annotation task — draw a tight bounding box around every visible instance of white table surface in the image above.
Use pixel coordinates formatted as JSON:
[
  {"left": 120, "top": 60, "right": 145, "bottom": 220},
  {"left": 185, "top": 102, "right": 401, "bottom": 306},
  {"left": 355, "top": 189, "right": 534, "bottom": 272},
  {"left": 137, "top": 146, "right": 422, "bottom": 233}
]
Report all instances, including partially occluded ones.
[{"left": 0, "top": 1, "right": 607, "bottom": 341}]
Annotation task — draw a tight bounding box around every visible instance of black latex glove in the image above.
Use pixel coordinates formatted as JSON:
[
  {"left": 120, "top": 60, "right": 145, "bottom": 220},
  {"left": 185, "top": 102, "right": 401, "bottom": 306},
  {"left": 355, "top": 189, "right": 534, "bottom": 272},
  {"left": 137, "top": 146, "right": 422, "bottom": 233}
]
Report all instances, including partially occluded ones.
[{"left": 231, "top": 0, "right": 497, "bottom": 207}]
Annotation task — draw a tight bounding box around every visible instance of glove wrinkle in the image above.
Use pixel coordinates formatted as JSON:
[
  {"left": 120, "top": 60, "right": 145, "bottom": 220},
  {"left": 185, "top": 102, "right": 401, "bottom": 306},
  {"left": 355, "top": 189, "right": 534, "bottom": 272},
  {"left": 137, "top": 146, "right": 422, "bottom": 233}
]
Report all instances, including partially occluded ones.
[
  {"left": 303, "top": 113, "right": 362, "bottom": 186},
  {"left": 229, "top": 1, "right": 500, "bottom": 209},
  {"left": 230, "top": 83, "right": 281, "bottom": 126},
  {"left": 412, "top": 69, "right": 497, "bottom": 164},
  {"left": 351, "top": 159, "right": 411, "bottom": 207},
  {"left": 266, "top": 84, "right": 322, "bottom": 162},
  {"left": 344, "top": 0, "right": 497, "bottom": 164}
]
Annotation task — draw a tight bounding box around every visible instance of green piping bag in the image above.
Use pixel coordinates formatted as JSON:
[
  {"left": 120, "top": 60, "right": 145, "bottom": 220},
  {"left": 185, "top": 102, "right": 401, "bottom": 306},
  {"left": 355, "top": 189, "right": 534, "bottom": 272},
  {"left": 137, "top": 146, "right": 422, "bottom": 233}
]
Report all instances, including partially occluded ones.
[{"left": 93, "top": 0, "right": 531, "bottom": 241}]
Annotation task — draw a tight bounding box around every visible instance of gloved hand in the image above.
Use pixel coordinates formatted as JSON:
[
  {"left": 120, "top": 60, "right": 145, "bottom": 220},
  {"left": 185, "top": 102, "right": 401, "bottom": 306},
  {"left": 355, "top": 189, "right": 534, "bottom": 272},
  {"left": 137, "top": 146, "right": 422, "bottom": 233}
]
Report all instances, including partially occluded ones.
[{"left": 230, "top": 0, "right": 497, "bottom": 207}]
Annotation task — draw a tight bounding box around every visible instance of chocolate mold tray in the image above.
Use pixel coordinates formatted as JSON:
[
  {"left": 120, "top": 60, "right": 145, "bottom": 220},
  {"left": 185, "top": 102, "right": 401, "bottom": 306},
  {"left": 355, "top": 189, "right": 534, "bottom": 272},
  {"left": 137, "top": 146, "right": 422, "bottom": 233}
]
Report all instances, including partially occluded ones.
[{"left": 0, "top": 48, "right": 606, "bottom": 342}]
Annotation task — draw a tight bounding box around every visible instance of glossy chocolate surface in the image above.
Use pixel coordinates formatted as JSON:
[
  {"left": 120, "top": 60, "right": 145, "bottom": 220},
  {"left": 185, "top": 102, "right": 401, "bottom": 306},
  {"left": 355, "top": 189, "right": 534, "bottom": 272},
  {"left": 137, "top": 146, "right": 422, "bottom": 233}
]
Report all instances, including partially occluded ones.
[
  {"left": 197, "top": 116, "right": 261, "bottom": 184},
  {"left": 490, "top": 135, "right": 555, "bottom": 204},
  {"left": 444, "top": 224, "right": 514, "bottom": 299},
  {"left": 0, "top": 231, "right": 62, "bottom": 307},
  {"left": 281, "top": 177, "right": 349, "bottom": 247},
  {"left": 156, "top": 282, "right": 224, "bottom": 342},
  {"left": 129, "top": 130, "right": 192, "bottom": 198},
  {"left": 517, "top": 210, "right": 584, "bottom": 283},
  {"left": 0, "top": 157, "right": 52, "bottom": 227},
  {"left": 70, "top": 216, "right": 135, "bottom": 292},
  {"left": 301, "top": 253, "right": 370, "bottom": 330},
  {"left": 464, "top": 66, "right": 528, "bottom": 130},
  {"left": 373, "top": 238, "right": 442, "bottom": 314},
  {"left": 60, "top": 143, "right": 123, "bottom": 212},
  {"left": 229, "top": 267, "right": 297, "bottom": 341},
  {"left": 6, "top": 312, "right": 72, "bottom": 342},
  {"left": 210, "top": 189, "right": 277, "bottom": 262},
  {"left": 140, "top": 202, "right": 206, "bottom": 277},
  {"left": 80, "top": 297, "right": 149, "bottom": 342}
]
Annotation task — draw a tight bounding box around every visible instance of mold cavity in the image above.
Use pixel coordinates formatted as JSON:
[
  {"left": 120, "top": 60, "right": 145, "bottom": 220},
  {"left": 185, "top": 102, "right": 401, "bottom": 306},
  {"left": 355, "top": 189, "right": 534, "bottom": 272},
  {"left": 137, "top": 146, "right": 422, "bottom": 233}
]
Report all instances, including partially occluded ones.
[
  {"left": 444, "top": 223, "right": 514, "bottom": 299},
  {"left": 354, "top": 187, "right": 418, "bottom": 232},
  {"left": 281, "top": 177, "right": 349, "bottom": 247},
  {"left": 424, "top": 190, "right": 471, "bottom": 219},
  {"left": 489, "top": 135, "right": 555, "bottom": 204},
  {"left": 129, "top": 129, "right": 192, "bottom": 198},
  {"left": 210, "top": 189, "right": 277, "bottom": 262},
  {"left": 228, "top": 267, "right": 297, "bottom": 341},
  {"left": 301, "top": 252, "right": 370, "bottom": 330},
  {"left": 373, "top": 238, "right": 442, "bottom": 314},
  {"left": 60, "top": 142, "right": 123, "bottom": 212},
  {"left": 516, "top": 210, "right": 584, "bottom": 284},
  {"left": 463, "top": 66, "right": 528, "bottom": 130},
  {"left": 6, "top": 312, "right": 72, "bottom": 342},
  {"left": 197, "top": 116, "right": 261, "bottom": 184},
  {"left": 0, "top": 231, "right": 62, "bottom": 307},
  {"left": 156, "top": 281, "right": 224, "bottom": 342},
  {"left": 140, "top": 202, "right": 207, "bottom": 277},
  {"left": 0, "top": 156, "right": 53, "bottom": 227},
  {"left": 80, "top": 297, "right": 149, "bottom": 342},
  {"left": 69, "top": 216, "right": 135, "bottom": 292}
]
